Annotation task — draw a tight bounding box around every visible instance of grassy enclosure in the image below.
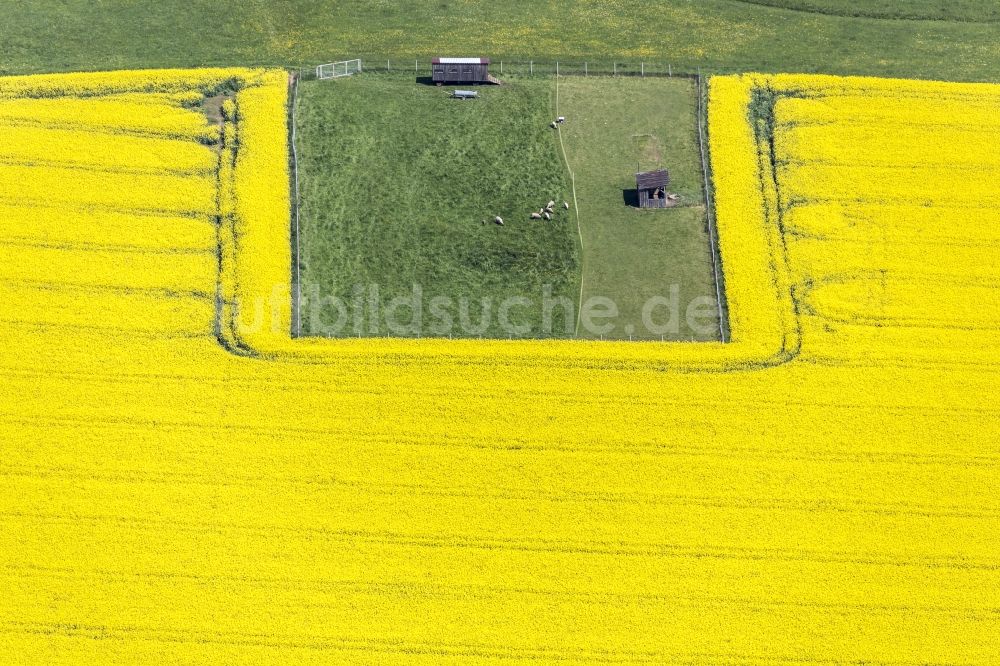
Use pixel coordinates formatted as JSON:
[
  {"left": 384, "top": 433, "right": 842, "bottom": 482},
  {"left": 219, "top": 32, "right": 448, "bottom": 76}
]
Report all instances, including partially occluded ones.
[
  {"left": 295, "top": 73, "right": 578, "bottom": 339},
  {"left": 296, "top": 72, "right": 720, "bottom": 341},
  {"left": 558, "top": 76, "right": 720, "bottom": 341}
]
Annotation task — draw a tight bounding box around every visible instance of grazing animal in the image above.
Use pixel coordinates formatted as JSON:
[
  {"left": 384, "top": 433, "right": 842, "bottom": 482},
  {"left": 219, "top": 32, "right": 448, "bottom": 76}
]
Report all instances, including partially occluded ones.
[
  {"left": 543, "top": 212, "right": 551, "bottom": 220},
  {"left": 547, "top": 200, "right": 555, "bottom": 209},
  {"left": 530, "top": 213, "right": 542, "bottom": 220},
  {"left": 550, "top": 121, "right": 557, "bottom": 129},
  {"left": 494, "top": 216, "right": 504, "bottom": 226},
  {"left": 557, "top": 116, "right": 566, "bottom": 123},
  {"left": 564, "top": 202, "right": 570, "bottom": 210}
]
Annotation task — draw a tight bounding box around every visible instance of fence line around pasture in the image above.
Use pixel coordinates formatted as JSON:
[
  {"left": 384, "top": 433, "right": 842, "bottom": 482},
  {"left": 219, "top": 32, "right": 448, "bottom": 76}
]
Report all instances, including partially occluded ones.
[
  {"left": 289, "top": 73, "right": 303, "bottom": 338},
  {"left": 289, "top": 58, "right": 734, "bottom": 343},
  {"left": 293, "top": 58, "right": 714, "bottom": 82},
  {"left": 695, "top": 71, "right": 730, "bottom": 343}
]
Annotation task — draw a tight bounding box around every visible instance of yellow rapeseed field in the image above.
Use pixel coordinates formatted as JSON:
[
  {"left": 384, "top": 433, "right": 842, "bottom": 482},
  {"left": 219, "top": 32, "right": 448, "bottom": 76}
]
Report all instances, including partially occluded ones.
[{"left": 0, "top": 68, "right": 998, "bottom": 664}]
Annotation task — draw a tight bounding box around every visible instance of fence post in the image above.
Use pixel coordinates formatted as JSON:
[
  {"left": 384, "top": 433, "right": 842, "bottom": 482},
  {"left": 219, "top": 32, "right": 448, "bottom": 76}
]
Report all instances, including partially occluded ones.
[
  {"left": 641, "top": 62, "right": 644, "bottom": 77},
  {"left": 584, "top": 62, "right": 588, "bottom": 76},
  {"left": 415, "top": 59, "right": 418, "bottom": 72},
  {"left": 613, "top": 62, "right": 617, "bottom": 76},
  {"left": 530, "top": 60, "right": 533, "bottom": 75},
  {"left": 668, "top": 63, "right": 672, "bottom": 77},
  {"left": 556, "top": 61, "right": 559, "bottom": 76},
  {"left": 500, "top": 61, "right": 503, "bottom": 75}
]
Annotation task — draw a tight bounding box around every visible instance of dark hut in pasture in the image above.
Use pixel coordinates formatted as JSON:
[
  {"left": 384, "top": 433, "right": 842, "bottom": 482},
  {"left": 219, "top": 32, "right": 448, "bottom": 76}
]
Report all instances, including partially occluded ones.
[
  {"left": 635, "top": 169, "right": 670, "bottom": 208},
  {"left": 432, "top": 58, "right": 500, "bottom": 85}
]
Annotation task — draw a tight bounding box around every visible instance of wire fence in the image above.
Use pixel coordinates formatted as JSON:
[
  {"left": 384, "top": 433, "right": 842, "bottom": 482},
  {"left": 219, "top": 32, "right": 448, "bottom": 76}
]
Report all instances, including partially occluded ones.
[
  {"left": 292, "top": 57, "right": 717, "bottom": 82},
  {"left": 289, "top": 73, "right": 303, "bottom": 338},
  {"left": 288, "top": 57, "right": 733, "bottom": 342},
  {"left": 694, "top": 72, "right": 730, "bottom": 343}
]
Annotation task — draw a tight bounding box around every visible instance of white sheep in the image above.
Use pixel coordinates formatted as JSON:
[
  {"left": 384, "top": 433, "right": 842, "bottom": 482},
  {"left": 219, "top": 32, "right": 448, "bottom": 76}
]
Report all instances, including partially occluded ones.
[
  {"left": 547, "top": 200, "right": 555, "bottom": 209},
  {"left": 543, "top": 212, "right": 551, "bottom": 220},
  {"left": 550, "top": 121, "right": 557, "bottom": 129},
  {"left": 494, "top": 216, "right": 504, "bottom": 226},
  {"left": 530, "top": 213, "right": 542, "bottom": 220},
  {"left": 564, "top": 202, "right": 570, "bottom": 210}
]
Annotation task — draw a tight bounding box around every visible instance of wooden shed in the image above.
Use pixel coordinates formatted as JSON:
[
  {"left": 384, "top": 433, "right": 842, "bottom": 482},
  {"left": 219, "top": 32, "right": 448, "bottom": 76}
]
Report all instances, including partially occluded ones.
[
  {"left": 432, "top": 57, "right": 500, "bottom": 85},
  {"left": 635, "top": 169, "right": 670, "bottom": 208}
]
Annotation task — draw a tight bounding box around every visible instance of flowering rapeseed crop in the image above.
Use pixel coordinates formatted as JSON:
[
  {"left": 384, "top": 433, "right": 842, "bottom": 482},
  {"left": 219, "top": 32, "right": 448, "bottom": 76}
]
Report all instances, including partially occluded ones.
[
  {"left": 0, "top": 124, "right": 217, "bottom": 173},
  {"left": 0, "top": 70, "right": 998, "bottom": 664},
  {"left": 0, "top": 90, "right": 224, "bottom": 142}
]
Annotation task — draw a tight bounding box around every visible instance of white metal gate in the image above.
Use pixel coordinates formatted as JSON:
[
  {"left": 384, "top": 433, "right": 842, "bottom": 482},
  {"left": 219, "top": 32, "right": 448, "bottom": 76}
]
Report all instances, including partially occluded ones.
[{"left": 316, "top": 59, "right": 362, "bottom": 80}]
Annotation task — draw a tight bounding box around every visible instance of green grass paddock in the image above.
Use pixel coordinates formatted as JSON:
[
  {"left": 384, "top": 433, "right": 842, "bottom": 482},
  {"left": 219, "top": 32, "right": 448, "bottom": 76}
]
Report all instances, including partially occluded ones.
[
  {"left": 296, "top": 73, "right": 720, "bottom": 341},
  {"left": 558, "top": 76, "right": 720, "bottom": 342},
  {"left": 295, "top": 73, "right": 578, "bottom": 339}
]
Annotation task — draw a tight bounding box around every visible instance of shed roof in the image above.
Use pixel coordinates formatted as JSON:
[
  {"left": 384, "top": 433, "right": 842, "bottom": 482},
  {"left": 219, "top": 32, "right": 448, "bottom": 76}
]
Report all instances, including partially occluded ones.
[
  {"left": 432, "top": 57, "right": 490, "bottom": 65},
  {"left": 636, "top": 169, "right": 669, "bottom": 189}
]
